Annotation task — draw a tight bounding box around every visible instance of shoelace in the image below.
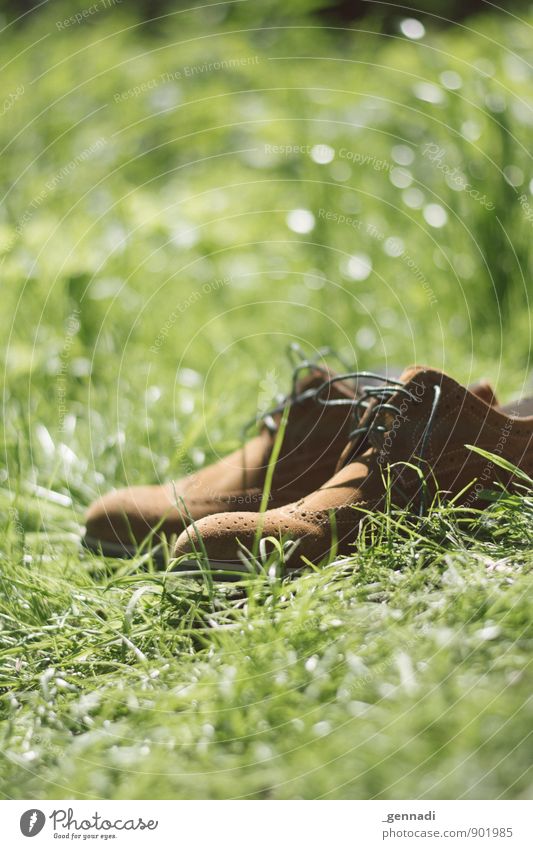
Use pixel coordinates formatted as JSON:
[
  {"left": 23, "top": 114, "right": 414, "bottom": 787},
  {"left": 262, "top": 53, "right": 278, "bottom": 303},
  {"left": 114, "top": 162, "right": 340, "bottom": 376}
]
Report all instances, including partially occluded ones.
[
  {"left": 316, "top": 371, "right": 442, "bottom": 514},
  {"left": 242, "top": 343, "right": 355, "bottom": 437}
]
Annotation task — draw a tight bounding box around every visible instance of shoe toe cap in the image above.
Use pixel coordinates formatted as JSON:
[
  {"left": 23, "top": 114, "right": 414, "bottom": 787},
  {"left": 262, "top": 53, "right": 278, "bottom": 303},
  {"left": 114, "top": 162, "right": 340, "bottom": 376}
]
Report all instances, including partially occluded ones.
[
  {"left": 173, "top": 508, "right": 325, "bottom": 570},
  {"left": 173, "top": 512, "right": 257, "bottom": 563},
  {"left": 84, "top": 484, "right": 184, "bottom": 552}
]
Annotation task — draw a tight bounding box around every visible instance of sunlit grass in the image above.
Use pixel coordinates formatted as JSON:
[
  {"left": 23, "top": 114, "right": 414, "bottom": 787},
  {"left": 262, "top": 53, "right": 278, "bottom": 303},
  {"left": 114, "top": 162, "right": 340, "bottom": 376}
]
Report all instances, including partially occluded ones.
[{"left": 1, "top": 2, "right": 532, "bottom": 799}]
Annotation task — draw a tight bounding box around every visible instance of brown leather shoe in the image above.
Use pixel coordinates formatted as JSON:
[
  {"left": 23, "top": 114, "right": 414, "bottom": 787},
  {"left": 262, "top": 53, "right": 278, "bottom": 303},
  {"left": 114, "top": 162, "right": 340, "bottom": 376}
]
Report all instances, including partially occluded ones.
[
  {"left": 172, "top": 366, "right": 533, "bottom": 575},
  {"left": 84, "top": 361, "right": 358, "bottom": 557}
]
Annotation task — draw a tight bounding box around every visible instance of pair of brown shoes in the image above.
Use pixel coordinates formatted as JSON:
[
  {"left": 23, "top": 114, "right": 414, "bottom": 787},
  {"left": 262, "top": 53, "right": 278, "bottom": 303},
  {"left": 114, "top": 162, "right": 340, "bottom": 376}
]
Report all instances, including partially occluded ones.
[{"left": 84, "top": 360, "right": 533, "bottom": 577}]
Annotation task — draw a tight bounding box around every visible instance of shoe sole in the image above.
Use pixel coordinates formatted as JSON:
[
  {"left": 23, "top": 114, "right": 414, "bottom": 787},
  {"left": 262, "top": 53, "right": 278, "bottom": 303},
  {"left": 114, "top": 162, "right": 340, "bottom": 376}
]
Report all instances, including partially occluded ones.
[
  {"left": 172, "top": 557, "right": 256, "bottom": 580},
  {"left": 82, "top": 534, "right": 165, "bottom": 563}
]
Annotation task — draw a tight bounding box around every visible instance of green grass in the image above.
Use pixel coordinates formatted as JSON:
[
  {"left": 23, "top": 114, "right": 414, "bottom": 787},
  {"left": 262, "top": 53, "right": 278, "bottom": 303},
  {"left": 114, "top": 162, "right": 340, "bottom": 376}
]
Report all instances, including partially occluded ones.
[{"left": 1, "top": 2, "right": 532, "bottom": 799}]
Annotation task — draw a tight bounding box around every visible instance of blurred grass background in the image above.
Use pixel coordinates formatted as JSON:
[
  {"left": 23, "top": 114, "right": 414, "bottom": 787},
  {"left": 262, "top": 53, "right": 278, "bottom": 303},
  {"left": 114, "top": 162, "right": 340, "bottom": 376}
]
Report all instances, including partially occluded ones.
[
  {"left": 0, "top": 0, "right": 532, "bottom": 799},
  {"left": 2, "top": 0, "right": 533, "bottom": 496}
]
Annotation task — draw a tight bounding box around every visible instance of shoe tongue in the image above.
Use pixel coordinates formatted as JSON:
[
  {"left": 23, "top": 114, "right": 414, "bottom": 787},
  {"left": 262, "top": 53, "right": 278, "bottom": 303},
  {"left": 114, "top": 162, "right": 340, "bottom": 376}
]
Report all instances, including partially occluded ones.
[
  {"left": 262, "top": 367, "right": 353, "bottom": 436},
  {"left": 398, "top": 364, "right": 429, "bottom": 385},
  {"left": 399, "top": 366, "right": 499, "bottom": 407}
]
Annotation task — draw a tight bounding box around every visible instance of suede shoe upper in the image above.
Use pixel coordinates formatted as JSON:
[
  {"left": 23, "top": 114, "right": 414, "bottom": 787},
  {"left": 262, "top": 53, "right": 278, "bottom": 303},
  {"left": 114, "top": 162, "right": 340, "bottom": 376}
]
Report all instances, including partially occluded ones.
[
  {"left": 173, "top": 366, "right": 533, "bottom": 571},
  {"left": 84, "top": 368, "right": 356, "bottom": 553}
]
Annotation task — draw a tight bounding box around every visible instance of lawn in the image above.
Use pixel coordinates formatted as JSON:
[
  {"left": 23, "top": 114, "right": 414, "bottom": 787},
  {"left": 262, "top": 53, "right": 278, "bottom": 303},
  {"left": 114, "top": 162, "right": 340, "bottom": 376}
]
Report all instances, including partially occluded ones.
[{"left": 0, "top": 1, "right": 532, "bottom": 799}]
